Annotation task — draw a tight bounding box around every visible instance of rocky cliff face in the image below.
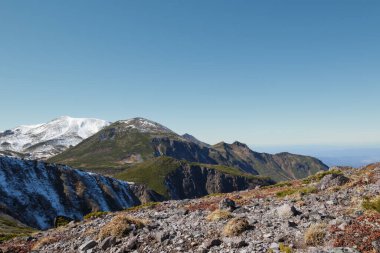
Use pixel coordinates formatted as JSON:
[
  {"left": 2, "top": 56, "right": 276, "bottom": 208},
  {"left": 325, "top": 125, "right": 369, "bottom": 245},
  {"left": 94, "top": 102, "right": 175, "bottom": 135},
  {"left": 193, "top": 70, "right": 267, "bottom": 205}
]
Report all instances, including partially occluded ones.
[
  {"left": 0, "top": 156, "right": 160, "bottom": 230},
  {"left": 164, "top": 164, "right": 274, "bottom": 199}
]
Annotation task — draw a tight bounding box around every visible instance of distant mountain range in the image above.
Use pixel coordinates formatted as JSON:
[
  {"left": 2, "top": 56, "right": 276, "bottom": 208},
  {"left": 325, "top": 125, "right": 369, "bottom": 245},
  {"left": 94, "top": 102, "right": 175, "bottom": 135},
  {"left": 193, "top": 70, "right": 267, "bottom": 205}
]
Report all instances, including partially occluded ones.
[
  {"left": 48, "top": 117, "right": 328, "bottom": 183},
  {"left": 0, "top": 116, "right": 328, "bottom": 200},
  {"left": 254, "top": 145, "right": 380, "bottom": 168}
]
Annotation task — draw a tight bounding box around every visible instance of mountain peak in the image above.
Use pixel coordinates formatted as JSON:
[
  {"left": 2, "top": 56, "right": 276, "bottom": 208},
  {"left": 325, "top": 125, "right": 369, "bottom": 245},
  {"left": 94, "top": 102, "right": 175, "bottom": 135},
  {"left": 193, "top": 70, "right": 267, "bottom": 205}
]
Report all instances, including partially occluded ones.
[
  {"left": 232, "top": 141, "right": 250, "bottom": 149},
  {"left": 117, "top": 117, "right": 174, "bottom": 134},
  {"left": 182, "top": 133, "right": 210, "bottom": 147}
]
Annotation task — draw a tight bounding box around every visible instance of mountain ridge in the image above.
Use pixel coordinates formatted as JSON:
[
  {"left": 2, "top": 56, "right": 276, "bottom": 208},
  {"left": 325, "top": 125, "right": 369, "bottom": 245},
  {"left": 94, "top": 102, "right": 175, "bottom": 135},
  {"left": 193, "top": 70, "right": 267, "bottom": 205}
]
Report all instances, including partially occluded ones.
[{"left": 49, "top": 117, "right": 328, "bottom": 182}]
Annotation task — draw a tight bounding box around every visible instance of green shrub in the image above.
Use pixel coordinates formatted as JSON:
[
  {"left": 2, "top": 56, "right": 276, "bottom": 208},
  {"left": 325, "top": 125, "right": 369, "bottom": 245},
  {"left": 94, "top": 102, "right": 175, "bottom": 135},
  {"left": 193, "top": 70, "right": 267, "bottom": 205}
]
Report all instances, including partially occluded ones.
[
  {"left": 362, "top": 196, "right": 380, "bottom": 213},
  {"left": 263, "top": 181, "right": 292, "bottom": 189},
  {"left": 276, "top": 188, "right": 298, "bottom": 197},
  {"left": 0, "top": 233, "right": 18, "bottom": 242},
  {"left": 276, "top": 187, "right": 317, "bottom": 198},
  {"left": 279, "top": 243, "right": 292, "bottom": 253},
  {"left": 125, "top": 202, "right": 159, "bottom": 212},
  {"left": 54, "top": 216, "right": 71, "bottom": 228},
  {"left": 299, "top": 186, "right": 317, "bottom": 195},
  {"left": 84, "top": 211, "right": 109, "bottom": 220}
]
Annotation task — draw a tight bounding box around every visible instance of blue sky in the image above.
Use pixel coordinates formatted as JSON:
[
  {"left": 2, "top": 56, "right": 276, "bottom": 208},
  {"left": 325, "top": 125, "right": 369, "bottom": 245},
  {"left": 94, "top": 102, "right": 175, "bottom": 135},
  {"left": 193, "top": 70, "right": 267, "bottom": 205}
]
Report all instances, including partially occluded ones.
[{"left": 1, "top": 0, "right": 379, "bottom": 146}]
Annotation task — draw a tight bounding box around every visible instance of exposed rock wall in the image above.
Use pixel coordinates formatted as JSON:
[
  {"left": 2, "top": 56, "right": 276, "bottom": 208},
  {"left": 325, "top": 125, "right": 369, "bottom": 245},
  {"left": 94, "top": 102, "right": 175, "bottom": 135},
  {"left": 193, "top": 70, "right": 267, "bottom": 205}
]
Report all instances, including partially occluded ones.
[
  {"left": 165, "top": 164, "right": 273, "bottom": 199},
  {"left": 0, "top": 156, "right": 160, "bottom": 230}
]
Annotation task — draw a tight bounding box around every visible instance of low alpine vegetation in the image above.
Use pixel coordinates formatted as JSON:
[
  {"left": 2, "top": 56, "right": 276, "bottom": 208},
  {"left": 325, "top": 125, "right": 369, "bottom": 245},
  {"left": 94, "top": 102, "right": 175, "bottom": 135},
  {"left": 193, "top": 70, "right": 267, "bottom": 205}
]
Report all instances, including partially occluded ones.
[
  {"left": 362, "top": 196, "right": 380, "bottom": 213},
  {"left": 125, "top": 202, "right": 159, "bottom": 212},
  {"left": 276, "top": 186, "right": 317, "bottom": 198},
  {"left": 84, "top": 211, "right": 109, "bottom": 220},
  {"left": 222, "top": 217, "right": 250, "bottom": 236},
  {"left": 206, "top": 209, "right": 233, "bottom": 222},
  {"left": 98, "top": 214, "right": 148, "bottom": 240},
  {"left": 304, "top": 223, "right": 326, "bottom": 246}
]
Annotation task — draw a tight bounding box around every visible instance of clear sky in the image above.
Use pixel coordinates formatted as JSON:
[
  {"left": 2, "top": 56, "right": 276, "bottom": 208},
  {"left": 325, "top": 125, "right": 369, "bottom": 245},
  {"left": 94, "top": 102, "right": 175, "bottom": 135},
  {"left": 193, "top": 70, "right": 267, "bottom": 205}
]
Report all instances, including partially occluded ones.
[{"left": 0, "top": 0, "right": 379, "bottom": 146}]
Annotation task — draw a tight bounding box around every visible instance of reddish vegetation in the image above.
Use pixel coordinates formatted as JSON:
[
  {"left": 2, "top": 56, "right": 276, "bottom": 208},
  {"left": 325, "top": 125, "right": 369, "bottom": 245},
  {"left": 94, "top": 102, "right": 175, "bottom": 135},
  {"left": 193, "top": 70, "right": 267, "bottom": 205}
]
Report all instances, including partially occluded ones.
[
  {"left": 330, "top": 214, "right": 380, "bottom": 253},
  {"left": 0, "top": 241, "right": 33, "bottom": 253},
  {"left": 185, "top": 198, "right": 220, "bottom": 212}
]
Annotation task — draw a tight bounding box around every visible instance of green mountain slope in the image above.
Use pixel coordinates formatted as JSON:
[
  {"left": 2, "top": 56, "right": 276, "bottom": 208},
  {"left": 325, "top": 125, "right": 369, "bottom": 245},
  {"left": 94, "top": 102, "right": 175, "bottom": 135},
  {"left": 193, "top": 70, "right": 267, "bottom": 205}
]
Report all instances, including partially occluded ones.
[
  {"left": 49, "top": 117, "right": 328, "bottom": 181},
  {"left": 115, "top": 156, "right": 274, "bottom": 198},
  {"left": 0, "top": 213, "right": 36, "bottom": 242}
]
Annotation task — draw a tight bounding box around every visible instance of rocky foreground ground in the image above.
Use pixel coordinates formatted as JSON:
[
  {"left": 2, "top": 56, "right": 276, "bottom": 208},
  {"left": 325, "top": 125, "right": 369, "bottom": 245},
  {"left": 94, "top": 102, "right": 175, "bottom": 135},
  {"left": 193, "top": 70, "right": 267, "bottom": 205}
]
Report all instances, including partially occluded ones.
[{"left": 1, "top": 164, "right": 380, "bottom": 253}]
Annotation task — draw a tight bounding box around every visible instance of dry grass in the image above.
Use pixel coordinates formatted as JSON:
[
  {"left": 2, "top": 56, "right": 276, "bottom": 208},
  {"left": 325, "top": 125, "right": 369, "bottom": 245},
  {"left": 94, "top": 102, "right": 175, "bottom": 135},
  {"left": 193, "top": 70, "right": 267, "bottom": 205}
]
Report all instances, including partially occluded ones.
[
  {"left": 206, "top": 209, "right": 233, "bottom": 222},
  {"left": 31, "top": 235, "right": 60, "bottom": 251},
  {"left": 98, "top": 213, "right": 148, "bottom": 240},
  {"left": 304, "top": 223, "right": 326, "bottom": 246},
  {"left": 222, "top": 217, "right": 250, "bottom": 236}
]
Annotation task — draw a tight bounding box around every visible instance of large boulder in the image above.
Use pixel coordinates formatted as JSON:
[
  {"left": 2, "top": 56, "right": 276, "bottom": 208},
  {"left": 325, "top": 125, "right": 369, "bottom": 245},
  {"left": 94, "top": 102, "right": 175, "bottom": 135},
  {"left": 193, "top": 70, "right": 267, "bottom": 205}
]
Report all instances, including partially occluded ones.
[
  {"left": 276, "top": 204, "right": 301, "bottom": 219},
  {"left": 219, "top": 198, "right": 236, "bottom": 211},
  {"left": 318, "top": 174, "right": 349, "bottom": 190}
]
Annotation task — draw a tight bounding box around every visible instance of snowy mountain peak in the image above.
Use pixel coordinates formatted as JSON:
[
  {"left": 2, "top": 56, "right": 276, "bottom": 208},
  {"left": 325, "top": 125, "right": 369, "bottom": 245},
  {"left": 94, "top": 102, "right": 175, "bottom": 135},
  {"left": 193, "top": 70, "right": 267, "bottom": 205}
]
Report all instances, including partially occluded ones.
[
  {"left": 117, "top": 117, "right": 174, "bottom": 133},
  {"left": 0, "top": 116, "right": 110, "bottom": 159}
]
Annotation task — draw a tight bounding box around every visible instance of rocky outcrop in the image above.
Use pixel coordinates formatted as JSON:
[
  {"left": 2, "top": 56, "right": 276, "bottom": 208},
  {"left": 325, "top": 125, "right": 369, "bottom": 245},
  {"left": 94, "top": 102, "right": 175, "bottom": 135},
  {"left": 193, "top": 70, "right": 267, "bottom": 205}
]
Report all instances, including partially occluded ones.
[
  {"left": 318, "top": 173, "right": 349, "bottom": 190},
  {"left": 164, "top": 164, "right": 274, "bottom": 199},
  {"left": 129, "top": 184, "right": 165, "bottom": 203},
  {"left": 0, "top": 156, "right": 161, "bottom": 230},
  {"left": 152, "top": 137, "right": 221, "bottom": 165}
]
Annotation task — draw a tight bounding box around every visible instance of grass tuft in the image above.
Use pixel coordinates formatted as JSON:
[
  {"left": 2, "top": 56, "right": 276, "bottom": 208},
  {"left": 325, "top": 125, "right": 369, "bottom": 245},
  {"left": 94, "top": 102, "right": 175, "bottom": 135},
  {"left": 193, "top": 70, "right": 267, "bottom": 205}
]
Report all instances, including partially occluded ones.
[
  {"left": 84, "top": 211, "right": 109, "bottom": 220},
  {"left": 362, "top": 196, "right": 380, "bottom": 213},
  {"left": 206, "top": 209, "right": 233, "bottom": 222},
  {"left": 222, "top": 217, "right": 250, "bottom": 236},
  {"left": 98, "top": 214, "right": 148, "bottom": 240},
  {"left": 279, "top": 243, "right": 292, "bottom": 253},
  {"left": 304, "top": 223, "right": 326, "bottom": 246}
]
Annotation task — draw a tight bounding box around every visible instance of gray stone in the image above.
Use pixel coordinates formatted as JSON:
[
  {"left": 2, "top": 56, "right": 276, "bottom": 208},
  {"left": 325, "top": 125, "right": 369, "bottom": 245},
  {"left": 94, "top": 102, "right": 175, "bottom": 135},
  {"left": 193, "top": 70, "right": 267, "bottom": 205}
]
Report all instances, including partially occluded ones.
[
  {"left": 155, "top": 231, "right": 170, "bottom": 242},
  {"left": 372, "top": 239, "right": 380, "bottom": 253},
  {"left": 219, "top": 198, "right": 236, "bottom": 211},
  {"left": 276, "top": 204, "right": 301, "bottom": 218},
  {"left": 125, "top": 237, "right": 138, "bottom": 251},
  {"left": 326, "top": 248, "right": 360, "bottom": 253},
  {"left": 100, "top": 236, "right": 117, "bottom": 250},
  {"left": 287, "top": 221, "right": 298, "bottom": 228},
  {"left": 202, "top": 238, "right": 222, "bottom": 249},
  {"left": 270, "top": 242, "right": 279, "bottom": 249},
  {"left": 79, "top": 240, "right": 97, "bottom": 252}
]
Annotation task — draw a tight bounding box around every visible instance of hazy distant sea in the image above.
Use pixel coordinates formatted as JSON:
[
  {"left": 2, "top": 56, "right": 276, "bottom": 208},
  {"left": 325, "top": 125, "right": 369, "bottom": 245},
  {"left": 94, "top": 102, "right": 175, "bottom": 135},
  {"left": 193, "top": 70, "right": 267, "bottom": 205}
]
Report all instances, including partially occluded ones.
[{"left": 253, "top": 145, "right": 380, "bottom": 168}]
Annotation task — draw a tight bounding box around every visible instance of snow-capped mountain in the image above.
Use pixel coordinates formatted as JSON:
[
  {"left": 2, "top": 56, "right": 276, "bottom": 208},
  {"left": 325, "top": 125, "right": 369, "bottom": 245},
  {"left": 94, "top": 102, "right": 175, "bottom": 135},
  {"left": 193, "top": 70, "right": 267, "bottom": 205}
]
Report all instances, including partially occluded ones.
[{"left": 0, "top": 116, "right": 110, "bottom": 160}]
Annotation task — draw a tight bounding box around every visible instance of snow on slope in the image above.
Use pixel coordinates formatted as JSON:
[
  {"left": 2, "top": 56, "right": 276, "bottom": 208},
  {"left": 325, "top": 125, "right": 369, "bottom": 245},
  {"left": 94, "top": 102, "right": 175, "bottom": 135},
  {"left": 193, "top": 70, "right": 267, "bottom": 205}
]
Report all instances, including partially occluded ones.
[
  {"left": 118, "top": 117, "right": 174, "bottom": 133},
  {"left": 0, "top": 156, "right": 141, "bottom": 230},
  {"left": 0, "top": 116, "right": 110, "bottom": 159}
]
